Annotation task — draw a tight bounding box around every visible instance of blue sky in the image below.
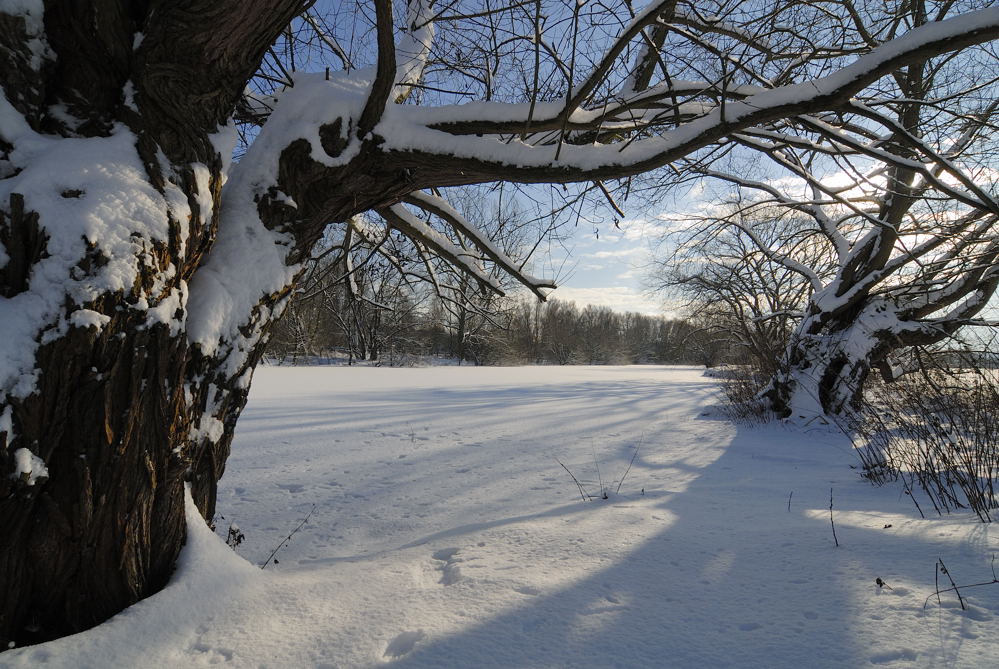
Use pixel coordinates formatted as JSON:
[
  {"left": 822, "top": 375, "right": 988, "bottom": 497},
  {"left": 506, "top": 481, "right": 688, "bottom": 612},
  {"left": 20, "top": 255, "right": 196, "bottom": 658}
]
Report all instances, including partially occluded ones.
[
  {"left": 533, "top": 184, "right": 709, "bottom": 317},
  {"left": 543, "top": 216, "right": 665, "bottom": 316}
]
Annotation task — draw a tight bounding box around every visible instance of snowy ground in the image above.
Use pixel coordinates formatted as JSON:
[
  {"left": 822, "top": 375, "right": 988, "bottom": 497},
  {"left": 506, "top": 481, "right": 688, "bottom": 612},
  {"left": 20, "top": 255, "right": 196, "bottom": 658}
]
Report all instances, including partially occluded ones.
[{"left": 5, "top": 365, "right": 999, "bottom": 668}]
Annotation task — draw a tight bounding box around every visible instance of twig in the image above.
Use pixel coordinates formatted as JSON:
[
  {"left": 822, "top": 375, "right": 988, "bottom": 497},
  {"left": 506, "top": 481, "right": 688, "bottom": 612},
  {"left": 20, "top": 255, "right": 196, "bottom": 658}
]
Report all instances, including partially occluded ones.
[
  {"left": 924, "top": 556, "right": 999, "bottom": 610},
  {"left": 923, "top": 578, "right": 999, "bottom": 610},
  {"left": 261, "top": 504, "right": 317, "bottom": 569},
  {"left": 829, "top": 488, "right": 839, "bottom": 547},
  {"left": 937, "top": 558, "right": 966, "bottom": 611},
  {"left": 787, "top": 490, "right": 793, "bottom": 512},
  {"left": 592, "top": 444, "right": 607, "bottom": 499},
  {"left": 935, "top": 559, "right": 941, "bottom": 606},
  {"left": 904, "top": 486, "right": 926, "bottom": 519},
  {"left": 556, "top": 457, "right": 591, "bottom": 502},
  {"left": 616, "top": 437, "right": 643, "bottom": 494}
]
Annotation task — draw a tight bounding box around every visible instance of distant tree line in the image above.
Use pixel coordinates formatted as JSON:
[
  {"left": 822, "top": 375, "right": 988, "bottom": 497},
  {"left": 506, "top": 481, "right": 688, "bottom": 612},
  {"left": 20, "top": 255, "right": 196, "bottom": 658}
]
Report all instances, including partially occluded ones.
[{"left": 266, "top": 284, "right": 730, "bottom": 368}]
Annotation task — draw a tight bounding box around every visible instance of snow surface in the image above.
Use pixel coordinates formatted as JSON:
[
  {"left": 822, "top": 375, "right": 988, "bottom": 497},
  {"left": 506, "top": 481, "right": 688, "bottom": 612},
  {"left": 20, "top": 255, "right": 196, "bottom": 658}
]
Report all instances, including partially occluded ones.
[{"left": 4, "top": 366, "right": 999, "bottom": 668}]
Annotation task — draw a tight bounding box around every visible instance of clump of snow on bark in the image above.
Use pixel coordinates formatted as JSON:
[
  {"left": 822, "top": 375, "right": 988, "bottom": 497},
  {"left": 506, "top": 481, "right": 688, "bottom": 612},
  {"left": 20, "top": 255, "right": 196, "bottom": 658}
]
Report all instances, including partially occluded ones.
[
  {"left": 11, "top": 446, "right": 46, "bottom": 485},
  {"left": 144, "top": 284, "right": 187, "bottom": 336},
  {"left": 209, "top": 122, "right": 237, "bottom": 177},
  {"left": 0, "top": 0, "right": 42, "bottom": 25},
  {"left": 0, "top": 92, "right": 180, "bottom": 399},
  {"left": 0, "top": 404, "right": 12, "bottom": 443},
  {"left": 238, "top": 71, "right": 371, "bottom": 175},
  {"left": 69, "top": 309, "right": 111, "bottom": 331},
  {"left": 0, "top": 90, "right": 186, "bottom": 400},
  {"left": 189, "top": 413, "right": 224, "bottom": 445},
  {"left": 0, "top": 0, "right": 48, "bottom": 68}
]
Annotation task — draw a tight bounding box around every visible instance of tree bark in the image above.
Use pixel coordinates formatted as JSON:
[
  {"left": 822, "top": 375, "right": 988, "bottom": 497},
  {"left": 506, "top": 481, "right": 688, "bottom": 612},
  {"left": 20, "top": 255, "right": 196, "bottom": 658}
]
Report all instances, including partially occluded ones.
[
  {"left": 0, "top": 0, "right": 305, "bottom": 647},
  {"left": 0, "top": 139, "right": 228, "bottom": 647}
]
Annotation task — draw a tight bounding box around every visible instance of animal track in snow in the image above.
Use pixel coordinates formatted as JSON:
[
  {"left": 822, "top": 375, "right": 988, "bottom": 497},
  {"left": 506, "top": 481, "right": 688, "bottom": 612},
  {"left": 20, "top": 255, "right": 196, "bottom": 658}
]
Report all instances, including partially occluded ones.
[
  {"left": 869, "top": 648, "right": 917, "bottom": 665},
  {"left": 189, "top": 641, "right": 234, "bottom": 663},
  {"left": 383, "top": 630, "right": 425, "bottom": 659},
  {"left": 431, "top": 547, "right": 463, "bottom": 585}
]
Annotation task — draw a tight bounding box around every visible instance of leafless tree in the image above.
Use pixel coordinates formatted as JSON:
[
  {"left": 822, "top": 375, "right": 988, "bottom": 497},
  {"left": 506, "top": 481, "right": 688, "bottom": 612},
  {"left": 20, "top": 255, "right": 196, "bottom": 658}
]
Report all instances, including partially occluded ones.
[
  {"left": 651, "top": 205, "right": 832, "bottom": 375},
  {"left": 654, "top": 1, "right": 999, "bottom": 416}
]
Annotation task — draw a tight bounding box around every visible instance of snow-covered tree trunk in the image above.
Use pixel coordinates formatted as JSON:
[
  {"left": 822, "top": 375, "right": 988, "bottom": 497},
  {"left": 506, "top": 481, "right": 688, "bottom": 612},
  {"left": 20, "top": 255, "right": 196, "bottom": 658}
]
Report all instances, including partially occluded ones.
[
  {"left": 762, "top": 308, "right": 894, "bottom": 418},
  {"left": 0, "top": 1, "right": 309, "bottom": 646},
  {"left": 761, "top": 283, "right": 993, "bottom": 418}
]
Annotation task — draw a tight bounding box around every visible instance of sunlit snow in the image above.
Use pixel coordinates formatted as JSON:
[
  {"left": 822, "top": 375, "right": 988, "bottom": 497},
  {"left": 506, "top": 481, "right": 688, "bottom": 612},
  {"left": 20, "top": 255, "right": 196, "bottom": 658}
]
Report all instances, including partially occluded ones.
[{"left": 5, "top": 365, "right": 998, "bottom": 668}]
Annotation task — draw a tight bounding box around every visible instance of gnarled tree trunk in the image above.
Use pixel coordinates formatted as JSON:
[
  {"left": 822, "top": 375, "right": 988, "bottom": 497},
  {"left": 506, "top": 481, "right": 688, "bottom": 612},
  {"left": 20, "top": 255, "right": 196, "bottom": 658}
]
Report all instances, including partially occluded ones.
[
  {"left": 761, "top": 294, "right": 972, "bottom": 418},
  {"left": 0, "top": 0, "right": 305, "bottom": 647},
  {"left": 762, "top": 324, "right": 890, "bottom": 418}
]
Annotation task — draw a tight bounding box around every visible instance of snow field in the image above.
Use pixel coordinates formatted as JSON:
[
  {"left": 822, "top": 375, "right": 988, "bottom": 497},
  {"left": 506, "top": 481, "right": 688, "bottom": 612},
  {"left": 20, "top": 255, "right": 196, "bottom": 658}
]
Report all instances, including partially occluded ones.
[{"left": 4, "top": 365, "right": 999, "bottom": 668}]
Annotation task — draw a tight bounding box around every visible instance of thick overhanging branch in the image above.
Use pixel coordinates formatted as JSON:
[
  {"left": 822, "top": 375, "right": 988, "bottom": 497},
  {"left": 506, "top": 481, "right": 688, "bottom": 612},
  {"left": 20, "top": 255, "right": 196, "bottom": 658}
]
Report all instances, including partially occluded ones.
[
  {"left": 356, "top": 0, "right": 397, "bottom": 139},
  {"left": 417, "top": 7, "right": 999, "bottom": 144},
  {"left": 374, "top": 8, "right": 999, "bottom": 189}
]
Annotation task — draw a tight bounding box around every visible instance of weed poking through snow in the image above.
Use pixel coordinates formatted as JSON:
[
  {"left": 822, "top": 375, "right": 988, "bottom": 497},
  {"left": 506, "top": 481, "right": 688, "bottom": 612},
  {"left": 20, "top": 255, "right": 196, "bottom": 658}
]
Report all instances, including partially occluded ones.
[{"left": 556, "top": 440, "right": 644, "bottom": 501}]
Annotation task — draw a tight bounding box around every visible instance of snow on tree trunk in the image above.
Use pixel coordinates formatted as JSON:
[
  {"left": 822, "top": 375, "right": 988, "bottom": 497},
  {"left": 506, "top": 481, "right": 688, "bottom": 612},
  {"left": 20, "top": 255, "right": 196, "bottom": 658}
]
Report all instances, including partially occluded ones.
[
  {"left": 0, "top": 1, "right": 307, "bottom": 646},
  {"left": 762, "top": 297, "right": 902, "bottom": 418},
  {"left": 0, "top": 127, "right": 225, "bottom": 645}
]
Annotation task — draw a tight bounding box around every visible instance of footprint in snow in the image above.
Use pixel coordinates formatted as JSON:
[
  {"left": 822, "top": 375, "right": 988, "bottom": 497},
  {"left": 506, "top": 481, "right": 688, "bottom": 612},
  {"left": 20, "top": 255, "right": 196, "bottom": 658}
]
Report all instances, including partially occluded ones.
[
  {"left": 432, "top": 548, "right": 462, "bottom": 585},
  {"left": 432, "top": 547, "right": 460, "bottom": 561},
  {"left": 384, "top": 630, "right": 426, "bottom": 659},
  {"left": 869, "top": 648, "right": 917, "bottom": 665}
]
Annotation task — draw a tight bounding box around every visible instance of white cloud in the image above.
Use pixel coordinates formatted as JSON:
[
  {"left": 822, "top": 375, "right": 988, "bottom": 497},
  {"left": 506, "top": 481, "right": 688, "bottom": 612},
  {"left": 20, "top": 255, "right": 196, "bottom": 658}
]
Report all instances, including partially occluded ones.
[
  {"left": 588, "top": 247, "right": 644, "bottom": 259},
  {"left": 615, "top": 217, "right": 663, "bottom": 241},
  {"left": 550, "top": 285, "right": 664, "bottom": 315}
]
